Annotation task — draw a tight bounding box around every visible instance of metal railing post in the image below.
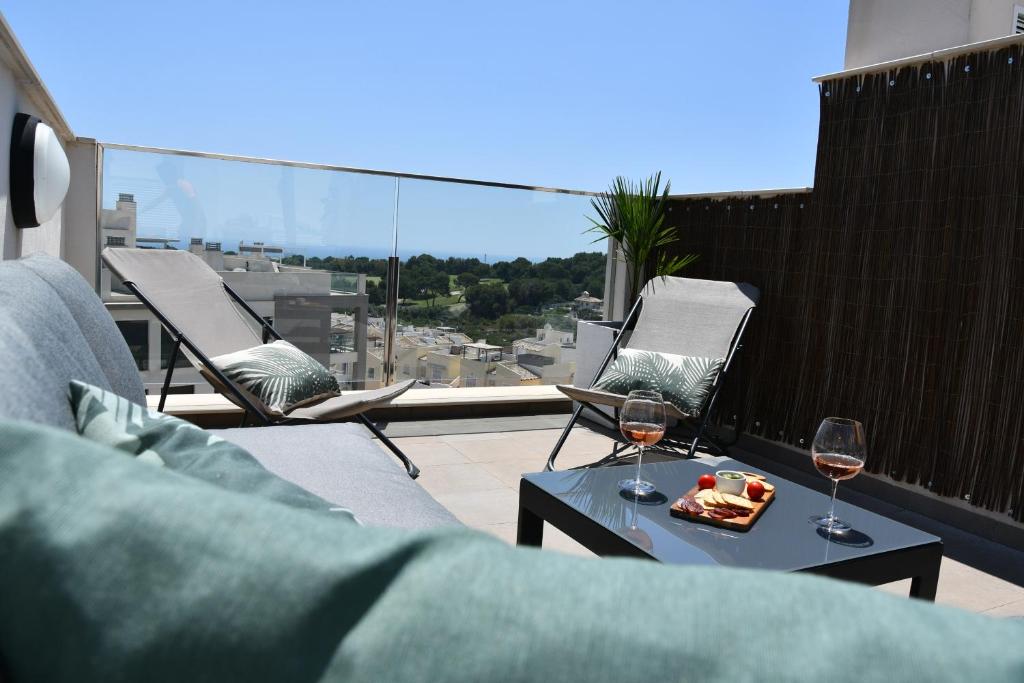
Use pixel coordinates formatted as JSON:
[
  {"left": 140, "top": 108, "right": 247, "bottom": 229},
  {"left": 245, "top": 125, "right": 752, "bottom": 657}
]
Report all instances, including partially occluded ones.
[
  {"left": 383, "top": 255, "right": 400, "bottom": 386},
  {"left": 383, "top": 177, "right": 401, "bottom": 386}
]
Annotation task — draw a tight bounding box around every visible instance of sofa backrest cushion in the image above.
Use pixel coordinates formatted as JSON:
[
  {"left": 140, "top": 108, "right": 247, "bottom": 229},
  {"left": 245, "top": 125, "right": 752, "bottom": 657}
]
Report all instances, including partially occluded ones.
[
  {"left": 20, "top": 254, "right": 146, "bottom": 405},
  {"left": 0, "top": 256, "right": 144, "bottom": 430}
]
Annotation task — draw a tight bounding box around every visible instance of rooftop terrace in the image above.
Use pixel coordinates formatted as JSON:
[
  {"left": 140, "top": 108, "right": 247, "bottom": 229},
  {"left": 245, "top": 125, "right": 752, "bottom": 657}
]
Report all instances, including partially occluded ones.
[{"left": 2, "top": 7, "right": 1024, "bottom": 679}]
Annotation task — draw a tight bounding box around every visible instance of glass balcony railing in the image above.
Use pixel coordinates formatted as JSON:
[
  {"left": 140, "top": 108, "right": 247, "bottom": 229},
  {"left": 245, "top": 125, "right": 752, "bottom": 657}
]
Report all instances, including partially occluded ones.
[{"left": 98, "top": 144, "right": 606, "bottom": 395}]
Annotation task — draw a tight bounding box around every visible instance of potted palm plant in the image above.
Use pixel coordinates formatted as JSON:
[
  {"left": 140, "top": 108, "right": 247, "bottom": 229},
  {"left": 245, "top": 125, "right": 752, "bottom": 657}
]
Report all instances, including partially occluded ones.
[
  {"left": 572, "top": 173, "right": 697, "bottom": 419},
  {"left": 586, "top": 172, "right": 697, "bottom": 310}
]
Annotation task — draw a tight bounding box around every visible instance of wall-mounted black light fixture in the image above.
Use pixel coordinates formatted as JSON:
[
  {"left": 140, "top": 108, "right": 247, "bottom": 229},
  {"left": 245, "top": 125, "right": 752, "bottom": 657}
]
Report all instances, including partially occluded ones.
[{"left": 10, "top": 112, "right": 70, "bottom": 229}]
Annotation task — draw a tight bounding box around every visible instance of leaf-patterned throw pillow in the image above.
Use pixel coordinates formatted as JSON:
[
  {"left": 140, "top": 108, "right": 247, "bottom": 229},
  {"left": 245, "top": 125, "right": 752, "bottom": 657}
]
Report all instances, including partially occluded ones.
[
  {"left": 210, "top": 340, "right": 340, "bottom": 417},
  {"left": 68, "top": 380, "right": 358, "bottom": 523},
  {"left": 592, "top": 349, "right": 724, "bottom": 417}
]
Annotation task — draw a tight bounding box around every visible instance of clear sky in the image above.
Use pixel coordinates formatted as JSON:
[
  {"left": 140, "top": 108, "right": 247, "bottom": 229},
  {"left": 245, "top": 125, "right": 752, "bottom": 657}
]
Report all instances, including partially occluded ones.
[{"left": 6, "top": 1, "right": 849, "bottom": 259}]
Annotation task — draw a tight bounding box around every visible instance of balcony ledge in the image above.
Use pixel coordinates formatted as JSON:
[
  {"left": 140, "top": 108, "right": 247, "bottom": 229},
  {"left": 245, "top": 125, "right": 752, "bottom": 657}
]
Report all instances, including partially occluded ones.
[{"left": 148, "top": 385, "right": 572, "bottom": 428}]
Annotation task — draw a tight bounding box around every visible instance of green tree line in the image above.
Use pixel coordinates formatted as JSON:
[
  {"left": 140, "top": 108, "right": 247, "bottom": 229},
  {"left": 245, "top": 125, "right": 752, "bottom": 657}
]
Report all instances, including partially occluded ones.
[{"left": 282, "top": 251, "right": 606, "bottom": 316}]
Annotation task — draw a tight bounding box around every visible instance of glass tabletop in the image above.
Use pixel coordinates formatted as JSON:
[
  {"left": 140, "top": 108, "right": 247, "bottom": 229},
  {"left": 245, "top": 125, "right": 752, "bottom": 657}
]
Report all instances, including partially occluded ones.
[{"left": 522, "top": 459, "right": 940, "bottom": 571}]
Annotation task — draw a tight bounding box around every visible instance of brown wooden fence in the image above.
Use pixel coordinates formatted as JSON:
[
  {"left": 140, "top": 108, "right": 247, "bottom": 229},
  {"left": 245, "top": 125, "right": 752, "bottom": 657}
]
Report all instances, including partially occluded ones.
[{"left": 660, "top": 44, "right": 1024, "bottom": 522}]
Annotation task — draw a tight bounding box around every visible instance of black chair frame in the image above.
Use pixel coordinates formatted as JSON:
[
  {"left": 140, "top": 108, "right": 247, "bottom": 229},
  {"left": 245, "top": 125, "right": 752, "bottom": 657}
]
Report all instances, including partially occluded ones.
[
  {"left": 545, "top": 294, "right": 754, "bottom": 471},
  {"left": 122, "top": 279, "right": 420, "bottom": 479}
]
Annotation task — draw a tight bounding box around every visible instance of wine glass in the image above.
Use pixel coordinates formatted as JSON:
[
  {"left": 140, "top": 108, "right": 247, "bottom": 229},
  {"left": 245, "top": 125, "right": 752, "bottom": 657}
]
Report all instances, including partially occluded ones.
[
  {"left": 810, "top": 417, "right": 866, "bottom": 532},
  {"left": 617, "top": 390, "right": 666, "bottom": 498}
]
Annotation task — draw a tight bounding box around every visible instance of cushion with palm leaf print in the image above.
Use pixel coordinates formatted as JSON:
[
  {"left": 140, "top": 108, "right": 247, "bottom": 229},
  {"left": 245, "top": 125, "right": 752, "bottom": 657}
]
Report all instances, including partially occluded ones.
[
  {"left": 68, "top": 380, "right": 358, "bottom": 522},
  {"left": 592, "top": 349, "right": 724, "bottom": 417},
  {"left": 209, "top": 340, "right": 340, "bottom": 417}
]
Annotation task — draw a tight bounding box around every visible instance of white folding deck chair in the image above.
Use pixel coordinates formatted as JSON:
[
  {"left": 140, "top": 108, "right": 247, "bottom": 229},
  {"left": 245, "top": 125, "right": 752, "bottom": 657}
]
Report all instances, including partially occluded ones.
[
  {"left": 549, "top": 275, "right": 759, "bottom": 470},
  {"left": 102, "top": 247, "right": 420, "bottom": 478}
]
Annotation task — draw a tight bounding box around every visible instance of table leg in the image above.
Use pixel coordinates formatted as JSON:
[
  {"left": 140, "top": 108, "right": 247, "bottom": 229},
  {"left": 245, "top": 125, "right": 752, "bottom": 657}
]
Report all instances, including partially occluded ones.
[
  {"left": 517, "top": 505, "right": 544, "bottom": 547},
  {"left": 909, "top": 571, "right": 939, "bottom": 602},
  {"left": 909, "top": 549, "right": 941, "bottom": 601}
]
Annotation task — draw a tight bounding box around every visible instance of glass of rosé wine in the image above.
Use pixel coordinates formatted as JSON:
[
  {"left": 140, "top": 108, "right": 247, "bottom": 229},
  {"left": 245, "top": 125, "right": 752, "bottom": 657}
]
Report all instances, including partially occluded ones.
[
  {"left": 810, "top": 417, "right": 866, "bottom": 532},
  {"left": 617, "top": 390, "right": 666, "bottom": 499}
]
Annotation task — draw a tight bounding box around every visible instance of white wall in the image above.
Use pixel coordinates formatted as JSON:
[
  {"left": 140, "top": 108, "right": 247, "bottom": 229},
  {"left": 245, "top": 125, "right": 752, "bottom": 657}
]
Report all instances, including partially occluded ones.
[
  {"left": 0, "top": 61, "right": 68, "bottom": 260},
  {"left": 845, "top": 0, "right": 1022, "bottom": 70},
  {"left": 968, "top": 0, "right": 1024, "bottom": 42},
  {"left": 63, "top": 139, "right": 99, "bottom": 288},
  {"left": 845, "top": 0, "right": 971, "bottom": 69},
  {"left": 0, "top": 14, "right": 79, "bottom": 266}
]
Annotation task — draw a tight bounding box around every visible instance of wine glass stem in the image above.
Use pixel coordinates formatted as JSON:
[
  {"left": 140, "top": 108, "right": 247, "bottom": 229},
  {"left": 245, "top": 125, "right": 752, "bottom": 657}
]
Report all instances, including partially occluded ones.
[
  {"left": 634, "top": 445, "right": 645, "bottom": 490},
  {"left": 828, "top": 478, "right": 839, "bottom": 525}
]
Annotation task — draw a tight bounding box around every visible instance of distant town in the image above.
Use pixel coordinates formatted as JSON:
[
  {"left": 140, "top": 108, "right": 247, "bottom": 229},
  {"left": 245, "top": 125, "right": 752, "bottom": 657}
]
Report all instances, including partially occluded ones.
[{"left": 100, "top": 192, "right": 607, "bottom": 393}]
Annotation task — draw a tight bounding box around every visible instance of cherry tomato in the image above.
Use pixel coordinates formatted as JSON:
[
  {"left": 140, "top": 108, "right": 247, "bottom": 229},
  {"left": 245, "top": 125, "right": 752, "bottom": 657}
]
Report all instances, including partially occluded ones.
[
  {"left": 747, "top": 480, "right": 765, "bottom": 501},
  {"left": 697, "top": 474, "right": 716, "bottom": 490}
]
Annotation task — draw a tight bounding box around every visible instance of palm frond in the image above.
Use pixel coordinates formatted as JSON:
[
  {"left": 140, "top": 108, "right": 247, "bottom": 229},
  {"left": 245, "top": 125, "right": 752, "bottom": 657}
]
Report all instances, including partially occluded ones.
[{"left": 585, "top": 172, "right": 696, "bottom": 304}]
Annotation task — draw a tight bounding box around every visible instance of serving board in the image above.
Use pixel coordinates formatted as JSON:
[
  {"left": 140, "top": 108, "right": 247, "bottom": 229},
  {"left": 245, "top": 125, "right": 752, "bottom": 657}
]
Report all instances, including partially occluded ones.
[{"left": 669, "top": 472, "right": 776, "bottom": 532}]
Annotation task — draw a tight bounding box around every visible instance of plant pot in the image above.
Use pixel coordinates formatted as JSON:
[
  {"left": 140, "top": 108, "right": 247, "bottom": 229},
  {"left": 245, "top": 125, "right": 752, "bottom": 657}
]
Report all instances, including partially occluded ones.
[{"left": 574, "top": 319, "right": 626, "bottom": 423}]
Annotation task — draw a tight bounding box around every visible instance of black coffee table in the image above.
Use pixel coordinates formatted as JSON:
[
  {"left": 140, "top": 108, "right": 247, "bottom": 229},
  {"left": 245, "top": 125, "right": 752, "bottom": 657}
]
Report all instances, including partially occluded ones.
[{"left": 517, "top": 458, "right": 942, "bottom": 600}]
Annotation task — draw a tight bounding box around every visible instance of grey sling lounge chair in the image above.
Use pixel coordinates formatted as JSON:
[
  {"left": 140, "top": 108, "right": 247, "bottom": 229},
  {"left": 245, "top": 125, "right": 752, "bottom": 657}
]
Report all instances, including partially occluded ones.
[
  {"left": 102, "top": 247, "right": 420, "bottom": 478},
  {"left": 548, "top": 275, "right": 759, "bottom": 471}
]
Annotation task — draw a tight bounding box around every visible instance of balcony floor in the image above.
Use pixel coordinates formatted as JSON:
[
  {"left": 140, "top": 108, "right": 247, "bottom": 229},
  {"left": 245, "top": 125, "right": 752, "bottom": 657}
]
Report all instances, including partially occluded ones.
[{"left": 383, "top": 417, "right": 1024, "bottom": 618}]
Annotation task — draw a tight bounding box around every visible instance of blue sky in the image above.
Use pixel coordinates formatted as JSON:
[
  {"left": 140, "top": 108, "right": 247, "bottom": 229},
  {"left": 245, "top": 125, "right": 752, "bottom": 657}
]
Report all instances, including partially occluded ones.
[{"left": 7, "top": 2, "right": 848, "bottom": 259}]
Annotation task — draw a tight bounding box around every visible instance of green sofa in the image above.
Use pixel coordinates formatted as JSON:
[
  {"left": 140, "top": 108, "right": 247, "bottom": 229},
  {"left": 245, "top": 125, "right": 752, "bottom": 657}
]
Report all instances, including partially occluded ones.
[{"left": 0, "top": 254, "right": 1022, "bottom": 681}]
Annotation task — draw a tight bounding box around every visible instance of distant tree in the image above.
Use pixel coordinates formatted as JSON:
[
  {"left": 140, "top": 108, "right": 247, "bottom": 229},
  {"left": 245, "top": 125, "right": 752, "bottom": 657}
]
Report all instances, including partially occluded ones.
[
  {"left": 552, "top": 278, "right": 576, "bottom": 301},
  {"left": 583, "top": 274, "right": 605, "bottom": 299},
  {"left": 497, "top": 314, "right": 543, "bottom": 332},
  {"left": 457, "top": 272, "right": 480, "bottom": 288},
  {"left": 465, "top": 282, "right": 509, "bottom": 318},
  {"left": 223, "top": 250, "right": 237, "bottom": 256},
  {"left": 422, "top": 270, "right": 450, "bottom": 306},
  {"left": 281, "top": 255, "right": 304, "bottom": 266},
  {"left": 366, "top": 280, "right": 386, "bottom": 305},
  {"left": 400, "top": 262, "right": 449, "bottom": 306},
  {"left": 534, "top": 257, "right": 570, "bottom": 281},
  {"left": 493, "top": 257, "right": 533, "bottom": 282},
  {"left": 508, "top": 278, "right": 555, "bottom": 309}
]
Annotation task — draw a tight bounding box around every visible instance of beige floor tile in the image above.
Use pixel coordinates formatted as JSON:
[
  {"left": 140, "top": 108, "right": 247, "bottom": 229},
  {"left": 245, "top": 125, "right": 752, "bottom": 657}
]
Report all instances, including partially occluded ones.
[
  {"left": 415, "top": 462, "right": 506, "bottom": 497},
  {"left": 540, "top": 523, "right": 596, "bottom": 558},
  {"left": 480, "top": 522, "right": 518, "bottom": 545},
  {"left": 439, "top": 432, "right": 508, "bottom": 443},
  {"left": 392, "top": 439, "right": 469, "bottom": 467},
  {"left": 449, "top": 436, "right": 542, "bottom": 464},
  {"left": 386, "top": 435, "right": 445, "bottom": 445},
  {"left": 875, "top": 557, "right": 1024, "bottom": 613},
  {"left": 479, "top": 458, "right": 537, "bottom": 490},
  {"left": 932, "top": 558, "right": 1024, "bottom": 613},
  {"left": 434, "top": 488, "right": 521, "bottom": 526},
  {"left": 875, "top": 579, "right": 914, "bottom": 598},
  {"left": 981, "top": 598, "right": 1024, "bottom": 618}
]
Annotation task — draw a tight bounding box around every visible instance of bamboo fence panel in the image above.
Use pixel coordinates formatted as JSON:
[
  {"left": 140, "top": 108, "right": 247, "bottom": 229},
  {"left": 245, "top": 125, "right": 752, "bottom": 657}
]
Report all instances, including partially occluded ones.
[{"left": 661, "top": 45, "right": 1024, "bottom": 521}]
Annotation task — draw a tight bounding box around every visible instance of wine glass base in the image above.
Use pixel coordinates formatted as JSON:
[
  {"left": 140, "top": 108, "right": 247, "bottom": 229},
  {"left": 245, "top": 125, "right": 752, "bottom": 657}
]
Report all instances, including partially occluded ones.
[
  {"left": 618, "top": 478, "right": 656, "bottom": 498},
  {"left": 810, "top": 514, "right": 851, "bottom": 532}
]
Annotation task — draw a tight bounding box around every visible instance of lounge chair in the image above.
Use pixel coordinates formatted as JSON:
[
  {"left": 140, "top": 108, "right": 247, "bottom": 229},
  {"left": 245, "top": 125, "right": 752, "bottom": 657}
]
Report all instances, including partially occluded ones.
[
  {"left": 102, "top": 247, "right": 421, "bottom": 478},
  {"left": 549, "top": 276, "right": 759, "bottom": 470}
]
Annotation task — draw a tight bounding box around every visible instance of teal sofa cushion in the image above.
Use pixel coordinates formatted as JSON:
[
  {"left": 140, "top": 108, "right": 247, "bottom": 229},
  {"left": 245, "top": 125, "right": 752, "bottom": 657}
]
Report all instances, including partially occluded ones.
[
  {"left": 1, "top": 419, "right": 1022, "bottom": 682},
  {"left": 593, "top": 349, "right": 723, "bottom": 417},
  {"left": 69, "top": 380, "right": 357, "bottom": 523}
]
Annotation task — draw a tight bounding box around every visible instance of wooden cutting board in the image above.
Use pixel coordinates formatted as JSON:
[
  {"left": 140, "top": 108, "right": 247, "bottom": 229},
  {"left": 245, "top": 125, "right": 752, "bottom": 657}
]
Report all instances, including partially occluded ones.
[{"left": 669, "top": 473, "right": 776, "bottom": 532}]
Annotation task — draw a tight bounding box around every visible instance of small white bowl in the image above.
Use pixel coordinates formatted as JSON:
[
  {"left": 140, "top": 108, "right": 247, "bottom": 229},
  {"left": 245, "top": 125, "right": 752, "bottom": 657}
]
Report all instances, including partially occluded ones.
[{"left": 715, "top": 470, "right": 747, "bottom": 495}]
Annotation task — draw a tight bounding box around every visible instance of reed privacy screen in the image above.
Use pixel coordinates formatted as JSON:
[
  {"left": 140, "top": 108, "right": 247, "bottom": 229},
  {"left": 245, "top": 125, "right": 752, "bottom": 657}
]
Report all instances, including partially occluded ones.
[{"left": 661, "top": 44, "right": 1024, "bottom": 522}]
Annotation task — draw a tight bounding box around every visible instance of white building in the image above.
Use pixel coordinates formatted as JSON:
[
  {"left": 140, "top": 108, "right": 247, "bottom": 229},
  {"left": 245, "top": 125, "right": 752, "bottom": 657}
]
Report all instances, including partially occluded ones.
[
  {"left": 98, "top": 196, "right": 371, "bottom": 394},
  {"left": 513, "top": 324, "right": 576, "bottom": 385},
  {"left": 845, "top": 0, "right": 1024, "bottom": 69}
]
